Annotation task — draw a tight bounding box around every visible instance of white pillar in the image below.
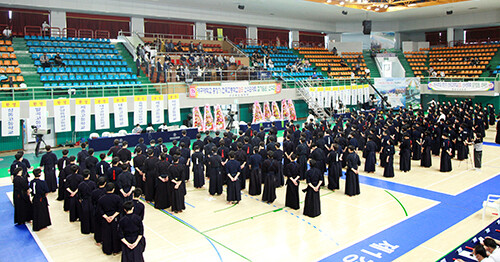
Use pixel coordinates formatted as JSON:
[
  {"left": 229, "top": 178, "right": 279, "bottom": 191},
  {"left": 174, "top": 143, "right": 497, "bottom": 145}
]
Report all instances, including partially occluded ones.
[
  {"left": 195, "top": 22, "right": 206, "bottom": 40},
  {"left": 326, "top": 33, "right": 341, "bottom": 49},
  {"left": 130, "top": 17, "right": 144, "bottom": 35},
  {"left": 454, "top": 28, "right": 464, "bottom": 44},
  {"left": 395, "top": 32, "right": 401, "bottom": 50},
  {"left": 289, "top": 30, "right": 299, "bottom": 48},
  {"left": 49, "top": 10, "right": 66, "bottom": 36},
  {"left": 447, "top": 27, "right": 454, "bottom": 47},
  {"left": 247, "top": 26, "right": 257, "bottom": 41}
]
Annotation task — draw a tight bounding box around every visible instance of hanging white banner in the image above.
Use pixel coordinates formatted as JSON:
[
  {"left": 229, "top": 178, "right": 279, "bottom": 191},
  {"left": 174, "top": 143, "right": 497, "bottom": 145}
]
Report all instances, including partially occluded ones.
[
  {"left": 29, "top": 100, "right": 47, "bottom": 130},
  {"left": 94, "top": 98, "right": 110, "bottom": 130},
  {"left": 113, "top": 97, "right": 128, "bottom": 128},
  {"left": 325, "top": 87, "right": 332, "bottom": 108},
  {"left": 133, "top": 96, "right": 148, "bottom": 126},
  {"left": 53, "top": 99, "right": 71, "bottom": 133},
  {"left": 168, "top": 94, "right": 181, "bottom": 123},
  {"left": 75, "top": 98, "right": 91, "bottom": 132},
  {"left": 1, "top": 101, "right": 20, "bottom": 136},
  {"left": 151, "top": 95, "right": 165, "bottom": 125},
  {"left": 317, "top": 87, "right": 325, "bottom": 108}
]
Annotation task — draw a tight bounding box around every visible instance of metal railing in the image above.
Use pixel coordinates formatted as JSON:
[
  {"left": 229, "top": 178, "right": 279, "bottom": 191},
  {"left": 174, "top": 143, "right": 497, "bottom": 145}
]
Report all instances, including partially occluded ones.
[{"left": 148, "top": 68, "right": 273, "bottom": 82}]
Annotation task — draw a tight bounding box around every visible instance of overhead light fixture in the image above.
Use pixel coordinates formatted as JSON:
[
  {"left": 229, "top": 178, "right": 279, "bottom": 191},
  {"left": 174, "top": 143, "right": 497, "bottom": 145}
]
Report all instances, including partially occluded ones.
[
  {"left": 375, "top": 8, "right": 380, "bottom": 11},
  {"left": 326, "top": 0, "right": 332, "bottom": 3},
  {"left": 366, "top": 6, "right": 371, "bottom": 9},
  {"left": 340, "top": 1, "right": 345, "bottom": 5},
  {"left": 408, "top": 3, "right": 417, "bottom": 7}
]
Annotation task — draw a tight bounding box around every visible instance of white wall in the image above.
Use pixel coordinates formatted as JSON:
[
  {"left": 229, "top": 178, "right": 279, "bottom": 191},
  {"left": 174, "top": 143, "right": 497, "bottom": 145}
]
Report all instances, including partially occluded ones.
[
  {"left": 130, "top": 17, "right": 144, "bottom": 35},
  {"left": 328, "top": 41, "right": 362, "bottom": 54},
  {"left": 341, "top": 33, "right": 370, "bottom": 49},
  {"left": 49, "top": 10, "right": 66, "bottom": 30}
]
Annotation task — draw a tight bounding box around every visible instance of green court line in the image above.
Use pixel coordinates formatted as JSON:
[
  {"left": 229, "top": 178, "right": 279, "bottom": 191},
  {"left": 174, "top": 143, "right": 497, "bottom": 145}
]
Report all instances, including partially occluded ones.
[
  {"left": 384, "top": 190, "right": 409, "bottom": 216},
  {"left": 203, "top": 207, "right": 284, "bottom": 234},
  {"left": 213, "top": 203, "right": 237, "bottom": 213},
  {"left": 141, "top": 198, "right": 251, "bottom": 261}
]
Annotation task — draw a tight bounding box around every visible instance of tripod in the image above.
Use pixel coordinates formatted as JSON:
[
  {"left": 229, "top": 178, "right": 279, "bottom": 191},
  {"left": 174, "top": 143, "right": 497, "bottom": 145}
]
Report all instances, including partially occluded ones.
[
  {"left": 34, "top": 134, "right": 46, "bottom": 157},
  {"left": 226, "top": 114, "right": 235, "bottom": 131}
]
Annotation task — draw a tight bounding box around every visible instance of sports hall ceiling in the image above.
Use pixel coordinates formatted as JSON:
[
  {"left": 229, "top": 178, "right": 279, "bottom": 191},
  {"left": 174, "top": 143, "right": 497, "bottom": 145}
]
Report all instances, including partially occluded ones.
[{"left": 306, "top": 0, "right": 471, "bottom": 13}]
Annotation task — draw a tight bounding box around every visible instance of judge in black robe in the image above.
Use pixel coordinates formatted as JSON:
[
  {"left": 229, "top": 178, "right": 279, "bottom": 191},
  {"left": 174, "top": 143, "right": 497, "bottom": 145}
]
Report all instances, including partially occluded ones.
[
  {"left": 65, "top": 165, "right": 83, "bottom": 222},
  {"left": 154, "top": 155, "right": 171, "bottom": 210},
  {"left": 326, "top": 145, "right": 342, "bottom": 190},
  {"left": 30, "top": 169, "right": 51, "bottom": 231},
  {"left": 284, "top": 156, "right": 300, "bottom": 210},
  {"left": 225, "top": 153, "right": 241, "bottom": 203},
  {"left": 303, "top": 160, "right": 322, "bottom": 218},
  {"left": 421, "top": 134, "right": 432, "bottom": 168},
  {"left": 78, "top": 170, "right": 97, "bottom": 234},
  {"left": 262, "top": 152, "right": 279, "bottom": 203},
  {"left": 399, "top": 134, "right": 412, "bottom": 172},
  {"left": 456, "top": 128, "right": 468, "bottom": 161},
  {"left": 13, "top": 167, "right": 32, "bottom": 225},
  {"left": 191, "top": 147, "right": 205, "bottom": 188},
  {"left": 248, "top": 148, "right": 263, "bottom": 196},
  {"left": 169, "top": 156, "right": 186, "bottom": 213},
  {"left": 97, "top": 183, "right": 123, "bottom": 255},
  {"left": 207, "top": 150, "right": 223, "bottom": 196},
  {"left": 39, "top": 146, "right": 58, "bottom": 192},
  {"left": 440, "top": 135, "right": 453, "bottom": 172},
  {"left": 383, "top": 141, "right": 395, "bottom": 178},
  {"left": 364, "top": 138, "right": 377, "bottom": 173},
  {"left": 143, "top": 150, "right": 159, "bottom": 202},
  {"left": 92, "top": 177, "right": 107, "bottom": 244},
  {"left": 118, "top": 201, "right": 146, "bottom": 262},
  {"left": 345, "top": 146, "right": 361, "bottom": 196}
]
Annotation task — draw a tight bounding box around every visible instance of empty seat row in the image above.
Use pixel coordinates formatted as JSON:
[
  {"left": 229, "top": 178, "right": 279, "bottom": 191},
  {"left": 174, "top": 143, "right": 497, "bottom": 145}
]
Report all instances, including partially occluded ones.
[
  {"left": 34, "top": 59, "right": 127, "bottom": 67},
  {"left": 29, "top": 47, "right": 119, "bottom": 54},
  {"left": 37, "top": 66, "right": 132, "bottom": 74},
  {"left": 27, "top": 41, "right": 114, "bottom": 49},
  {"left": 25, "top": 35, "right": 111, "bottom": 43},
  {"left": 43, "top": 81, "right": 142, "bottom": 89},
  {"left": 41, "top": 74, "right": 137, "bottom": 82},
  {"left": 31, "top": 53, "right": 122, "bottom": 60},
  {"left": 0, "top": 68, "right": 21, "bottom": 74}
]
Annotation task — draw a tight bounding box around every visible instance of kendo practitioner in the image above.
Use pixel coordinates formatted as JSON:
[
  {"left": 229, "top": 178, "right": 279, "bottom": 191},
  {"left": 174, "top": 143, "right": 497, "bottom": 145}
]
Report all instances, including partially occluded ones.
[
  {"left": 364, "top": 136, "right": 377, "bottom": 173},
  {"left": 143, "top": 148, "right": 159, "bottom": 202},
  {"left": 134, "top": 137, "right": 148, "bottom": 155},
  {"left": 207, "top": 148, "right": 223, "bottom": 196},
  {"left": 248, "top": 147, "right": 263, "bottom": 196},
  {"left": 399, "top": 133, "right": 412, "bottom": 173},
  {"left": 225, "top": 151, "right": 242, "bottom": 204},
  {"left": 154, "top": 154, "right": 171, "bottom": 210},
  {"left": 96, "top": 153, "right": 110, "bottom": 179},
  {"left": 56, "top": 149, "right": 70, "bottom": 201},
  {"left": 169, "top": 155, "right": 186, "bottom": 213},
  {"left": 13, "top": 167, "right": 32, "bottom": 225},
  {"left": 107, "top": 139, "right": 121, "bottom": 158},
  {"left": 30, "top": 169, "right": 51, "bottom": 231},
  {"left": 296, "top": 137, "right": 309, "bottom": 180},
  {"left": 92, "top": 177, "right": 107, "bottom": 245},
  {"left": 118, "top": 201, "right": 146, "bottom": 262},
  {"left": 284, "top": 154, "right": 300, "bottom": 210},
  {"left": 235, "top": 143, "right": 248, "bottom": 190},
  {"left": 66, "top": 164, "right": 83, "bottom": 222},
  {"left": 440, "top": 133, "right": 453, "bottom": 172},
  {"left": 39, "top": 145, "right": 58, "bottom": 192},
  {"left": 117, "top": 141, "right": 132, "bottom": 165},
  {"left": 262, "top": 151, "right": 279, "bottom": 203},
  {"left": 303, "top": 159, "right": 322, "bottom": 218},
  {"left": 78, "top": 169, "right": 97, "bottom": 234},
  {"left": 274, "top": 143, "right": 285, "bottom": 187},
  {"left": 326, "top": 144, "right": 342, "bottom": 190},
  {"left": 431, "top": 123, "right": 442, "bottom": 156},
  {"left": 117, "top": 164, "right": 136, "bottom": 202},
  {"left": 85, "top": 149, "right": 99, "bottom": 182},
  {"left": 191, "top": 145, "right": 205, "bottom": 189},
  {"left": 421, "top": 131, "right": 432, "bottom": 168},
  {"left": 456, "top": 125, "right": 469, "bottom": 161},
  {"left": 179, "top": 129, "right": 191, "bottom": 148},
  {"left": 168, "top": 139, "right": 178, "bottom": 157},
  {"left": 283, "top": 135, "right": 294, "bottom": 167},
  {"left": 10, "top": 153, "right": 28, "bottom": 179},
  {"left": 345, "top": 145, "right": 361, "bottom": 197},
  {"left": 383, "top": 140, "right": 396, "bottom": 178},
  {"left": 97, "top": 183, "right": 123, "bottom": 255},
  {"left": 106, "top": 157, "right": 123, "bottom": 184},
  {"left": 132, "top": 189, "right": 145, "bottom": 221},
  {"left": 132, "top": 148, "right": 147, "bottom": 193},
  {"left": 496, "top": 115, "right": 500, "bottom": 144},
  {"left": 411, "top": 125, "right": 422, "bottom": 161},
  {"left": 309, "top": 143, "right": 325, "bottom": 184},
  {"left": 77, "top": 143, "right": 89, "bottom": 170},
  {"left": 180, "top": 142, "right": 191, "bottom": 181}
]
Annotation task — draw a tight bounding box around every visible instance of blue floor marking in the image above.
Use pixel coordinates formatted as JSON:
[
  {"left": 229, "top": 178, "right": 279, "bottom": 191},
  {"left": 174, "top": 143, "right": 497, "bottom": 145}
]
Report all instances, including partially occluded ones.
[
  {"left": 0, "top": 185, "right": 47, "bottom": 262},
  {"left": 484, "top": 142, "right": 500, "bottom": 147},
  {"left": 185, "top": 201, "right": 195, "bottom": 208},
  {"left": 321, "top": 173, "right": 500, "bottom": 261}
]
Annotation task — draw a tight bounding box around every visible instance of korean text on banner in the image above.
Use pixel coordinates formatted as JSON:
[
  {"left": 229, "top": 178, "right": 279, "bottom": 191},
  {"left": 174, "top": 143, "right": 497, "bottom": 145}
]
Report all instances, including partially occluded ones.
[
  {"left": 29, "top": 100, "right": 47, "bottom": 130},
  {"left": 75, "top": 98, "right": 91, "bottom": 132},
  {"left": 1, "top": 101, "right": 20, "bottom": 136},
  {"left": 134, "top": 96, "right": 148, "bottom": 125},
  {"left": 168, "top": 94, "right": 181, "bottom": 123},
  {"left": 151, "top": 95, "right": 164, "bottom": 125},
  {"left": 94, "top": 98, "right": 110, "bottom": 130},
  {"left": 53, "top": 99, "right": 71, "bottom": 133}
]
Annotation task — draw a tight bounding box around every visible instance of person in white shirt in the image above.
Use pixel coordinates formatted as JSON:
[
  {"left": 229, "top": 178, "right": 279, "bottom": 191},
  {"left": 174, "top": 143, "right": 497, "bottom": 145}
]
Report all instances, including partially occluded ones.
[
  {"left": 268, "top": 59, "right": 274, "bottom": 69},
  {"left": 440, "top": 71, "right": 445, "bottom": 77},
  {"left": 2, "top": 27, "right": 12, "bottom": 40},
  {"left": 157, "top": 123, "right": 168, "bottom": 132},
  {"left": 229, "top": 56, "right": 236, "bottom": 65},
  {"left": 42, "top": 21, "right": 49, "bottom": 32},
  {"left": 457, "top": 244, "right": 495, "bottom": 262},
  {"left": 484, "top": 238, "right": 500, "bottom": 262},
  {"left": 145, "top": 123, "right": 155, "bottom": 133},
  {"left": 431, "top": 71, "right": 438, "bottom": 77},
  {"left": 132, "top": 124, "right": 142, "bottom": 134},
  {"left": 364, "top": 68, "right": 370, "bottom": 77}
]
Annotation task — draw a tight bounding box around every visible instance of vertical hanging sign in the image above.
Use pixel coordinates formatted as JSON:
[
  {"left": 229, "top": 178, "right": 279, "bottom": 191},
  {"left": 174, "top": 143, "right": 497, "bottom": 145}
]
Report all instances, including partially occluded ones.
[
  {"left": 53, "top": 99, "right": 71, "bottom": 133},
  {"left": 151, "top": 95, "right": 164, "bottom": 125},
  {"left": 29, "top": 100, "right": 47, "bottom": 129},
  {"left": 75, "top": 98, "right": 91, "bottom": 132},
  {"left": 134, "top": 96, "right": 148, "bottom": 125},
  {"left": 94, "top": 98, "right": 110, "bottom": 130},
  {"left": 113, "top": 97, "right": 128, "bottom": 128},
  {"left": 1, "top": 101, "right": 20, "bottom": 136},
  {"left": 167, "top": 94, "right": 180, "bottom": 123}
]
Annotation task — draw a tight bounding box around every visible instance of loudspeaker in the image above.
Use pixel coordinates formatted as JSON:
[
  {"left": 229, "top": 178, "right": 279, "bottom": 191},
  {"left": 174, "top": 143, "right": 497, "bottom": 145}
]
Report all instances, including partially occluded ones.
[
  {"left": 238, "top": 5, "right": 245, "bottom": 10},
  {"left": 362, "top": 20, "right": 372, "bottom": 35}
]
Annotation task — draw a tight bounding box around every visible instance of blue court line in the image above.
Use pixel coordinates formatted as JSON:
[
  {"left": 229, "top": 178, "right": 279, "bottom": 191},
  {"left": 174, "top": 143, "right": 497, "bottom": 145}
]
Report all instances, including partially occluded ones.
[
  {"left": 320, "top": 173, "right": 500, "bottom": 261},
  {"left": 484, "top": 142, "right": 500, "bottom": 147},
  {"left": 0, "top": 185, "right": 47, "bottom": 262},
  {"left": 185, "top": 201, "right": 195, "bottom": 208}
]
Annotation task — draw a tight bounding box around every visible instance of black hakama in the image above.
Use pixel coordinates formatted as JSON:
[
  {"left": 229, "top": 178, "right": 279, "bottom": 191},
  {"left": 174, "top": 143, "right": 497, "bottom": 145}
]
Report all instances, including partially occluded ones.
[
  {"left": 345, "top": 152, "right": 361, "bottom": 196},
  {"left": 421, "top": 137, "right": 432, "bottom": 168},
  {"left": 78, "top": 180, "right": 97, "bottom": 234},
  {"left": 326, "top": 151, "right": 342, "bottom": 190},
  {"left": 155, "top": 160, "right": 171, "bottom": 209},
  {"left": 118, "top": 214, "right": 146, "bottom": 262},
  {"left": 262, "top": 159, "right": 278, "bottom": 203},
  {"left": 97, "top": 193, "right": 122, "bottom": 255},
  {"left": 284, "top": 162, "right": 300, "bottom": 210},
  {"left": 440, "top": 139, "right": 453, "bottom": 172},
  {"left": 225, "top": 160, "right": 242, "bottom": 202},
  {"left": 30, "top": 179, "right": 51, "bottom": 231},
  {"left": 143, "top": 157, "right": 159, "bottom": 202},
  {"left": 91, "top": 187, "right": 106, "bottom": 243},
  {"left": 191, "top": 152, "right": 205, "bottom": 188},
  {"left": 248, "top": 154, "right": 263, "bottom": 196},
  {"left": 383, "top": 145, "right": 395, "bottom": 178},
  {"left": 399, "top": 139, "right": 411, "bottom": 172},
  {"left": 303, "top": 168, "right": 322, "bottom": 218},
  {"left": 65, "top": 173, "right": 83, "bottom": 222},
  {"left": 169, "top": 163, "right": 186, "bottom": 212},
  {"left": 13, "top": 176, "right": 32, "bottom": 225},
  {"left": 40, "top": 152, "right": 58, "bottom": 192},
  {"left": 364, "top": 141, "right": 377, "bottom": 172},
  {"left": 208, "top": 155, "right": 223, "bottom": 196}
]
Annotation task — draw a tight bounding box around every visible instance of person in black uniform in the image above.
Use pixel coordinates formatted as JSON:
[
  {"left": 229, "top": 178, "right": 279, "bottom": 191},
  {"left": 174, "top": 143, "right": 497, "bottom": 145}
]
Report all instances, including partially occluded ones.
[
  {"left": 262, "top": 151, "right": 278, "bottom": 203},
  {"left": 39, "top": 145, "right": 58, "bottom": 192},
  {"left": 456, "top": 125, "right": 468, "bottom": 161},
  {"left": 107, "top": 139, "right": 121, "bottom": 158},
  {"left": 85, "top": 149, "right": 99, "bottom": 182},
  {"left": 154, "top": 154, "right": 171, "bottom": 210},
  {"left": 363, "top": 136, "right": 377, "bottom": 173},
  {"left": 133, "top": 148, "right": 147, "bottom": 193},
  {"left": 96, "top": 153, "right": 110, "bottom": 179},
  {"left": 118, "top": 201, "right": 146, "bottom": 262},
  {"left": 10, "top": 153, "right": 28, "bottom": 179},
  {"left": 134, "top": 138, "right": 148, "bottom": 155},
  {"left": 440, "top": 133, "right": 453, "bottom": 172},
  {"left": 180, "top": 142, "right": 191, "bottom": 181},
  {"left": 169, "top": 155, "right": 186, "bottom": 213},
  {"left": 411, "top": 125, "right": 422, "bottom": 161},
  {"left": 296, "top": 137, "right": 309, "bottom": 180},
  {"left": 78, "top": 169, "right": 97, "bottom": 234},
  {"left": 309, "top": 143, "right": 325, "bottom": 184},
  {"left": 234, "top": 143, "right": 247, "bottom": 190},
  {"left": 143, "top": 149, "right": 159, "bottom": 202},
  {"left": 92, "top": 177, "right": 107, "bottom": 245},
  {"left": 30, "top": 169, "right": 51, "bottom": 231},
  {"left": 383, "top": 140, "right": 395, "bottom": 178},
  {"left": 191, "top": 145, "right": 205, "bottom": 189},
  {"left": 97, "top": 182, "right": 122, "bottom": 255},
  {"left": 421, "top": 131, "right": 432, "bottom": 168},
  {"left": 326, "top": 144, "right": 342, "bottom": 190},
  {"left": 132, "top": 189, "right": 145, "bottom": 220},
  {"left": 345, "top": 145, "right": 361, "bottom": 197},
  {"left": 248, "top": 147, "right": 263, "bottom": 196},
  {"left": 66, "top": 165, "right": 83, "bottom": 222},
  {"left": 77, "top": 143, "right": 89, "bottom": 170},
  {"left": 496, "top": 115, "right": 500, "bottom": 144},
  {"left": 56, "top": 150, "right": 70, "bottom": 201},
  {"left": 117, "top": 164, "right": 136, "bottom": 202},
  {"left": 207, "top": 148, "right": 223, "bottom": 196},
  {"left": 284, "top": 154, "right": 300, "bottom": 210},
  {"left": 106, "top": 157, "right": 123, "bottom": 184},
  {"left": 399, "top": 133, "right": 412, "bottom": 173},
  {"left": 117, "top": 141, "right": 132, "bottom": 165},
  {"left": 225, "top": 151, "right": 242, "bottom": 204},
  {"left": 13, "top": 167, "right": 32, "bottom": 225},
  {"left": 303, "top": 159, "right": 322, "bottom": 218}
]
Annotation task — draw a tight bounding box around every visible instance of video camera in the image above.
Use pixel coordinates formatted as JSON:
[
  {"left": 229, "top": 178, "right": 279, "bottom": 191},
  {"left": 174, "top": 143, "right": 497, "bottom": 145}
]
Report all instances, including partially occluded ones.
[{"left": 31, "top": 125, "right": 51, "bottom": 135}]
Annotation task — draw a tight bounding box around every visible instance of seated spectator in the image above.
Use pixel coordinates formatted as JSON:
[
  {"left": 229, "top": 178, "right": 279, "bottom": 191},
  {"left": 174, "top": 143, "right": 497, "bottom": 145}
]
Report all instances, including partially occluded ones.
[
  {"left": 229, "top": 56, "right": 236, "bottom": 65},
  {"left": 440, "top": 71, "right": 445, "bottom": 77},
  {"left": 132, "top": 124, "right": 142, "bottom": 134},
  {"left": 54, "top": 53, "right": 65, "bottom": 67},
  {"left": 158, "top": 123, "right": 168, "bottom": 132},
  {"left": 175, "top": 41, "right": 183, "bottom": 52},
  {"left": 268, "top": 59, "right": 274, "bottom": 69},
  {"left": 42, "top": 21, "right": 49, "bottom": 32},
  {"left": 145, "top": 123, "right": 155, "bottom": 133},
  {"left": 197, "top": 42, "right": 204, "bottom": 53},
  {"left": 189, "top": 41, "right": 195, "bottom": 53},
  {"left": 456, "top": 244, "right": 494, "bottom": 262},
  {"left": 2, "top": 27, "right": 12, "bottom": 40},
  {"left": 332, "top": 46, "right": 337, "bottom": 56},
  {"left": 40, "top": 53, "right": 51, "bottom": 68},
  {"left": 431, "top": 71, "right": 438, "bottom": 77},
  {"left": 483, "top": 237, "right": 500, "bottom": 261},
  {"left": 365, "top": 68, "right": 371, "bottom": 77}
]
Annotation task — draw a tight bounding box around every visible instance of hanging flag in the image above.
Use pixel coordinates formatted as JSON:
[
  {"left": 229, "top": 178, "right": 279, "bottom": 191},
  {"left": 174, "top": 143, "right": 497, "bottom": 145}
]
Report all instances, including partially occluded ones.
[
  {"left": 1, "top": 101, "right": 20, "bottom": 136},
  {"left": 364, "top": 84, "right": 370, "bottom": 103},
  {"left": 134, "top": 96, "right": 148, "bottom": 125},
  {"left": 263, "top": 102, "right": 272, "bottom": 121},
  {"left": 168, "top": 94, "right": 181, "bottom": 123},
  {"left": 74, "top": 98, "right": 91, "bottom": 132},
  {"left": 29, "top": 100, "right": 47, "bottom": 130},
  {"left": 271, "top": 101, "right": 281, "bottom": 120},
  {"left": 151, "top": 95, "right": 164, "bottom": 125},
  {"left": 281, "top": 99, "right": 290, "bottom": 121},
  {"left": 252, "top": 102, "right": 264, "bottom": 124},
  {"left": 203, "top": 105, "right": 214, "bottom": 131},
  {"left": 317, "top": 87, "right": 325, "bottom": 108},
  {"left": 287, "top": 99, "right": 297, "bottom": 121},
  {"left": 192, "top": 107, "right": 204, "bottom": 131},
  {"left": 94, "top": 98, "right": 110, "bottom": 130},
  {"left": 325, "top": 87, "right": 332, "bottom": 108},
  {"left": 214, "top": 104, "right": 226, "bottom": 130},
  {"left": 53, "top": 99, "right": 71, "bottom": 133},
  {"left": 113, "top": 97, "right": 128, "bottom": 128}
]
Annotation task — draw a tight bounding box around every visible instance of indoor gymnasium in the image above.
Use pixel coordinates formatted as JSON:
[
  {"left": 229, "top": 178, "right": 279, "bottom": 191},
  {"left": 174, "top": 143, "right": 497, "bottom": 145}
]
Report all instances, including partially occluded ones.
[{"left": 0, "top": 0, "right": 500, "bottom": 261}]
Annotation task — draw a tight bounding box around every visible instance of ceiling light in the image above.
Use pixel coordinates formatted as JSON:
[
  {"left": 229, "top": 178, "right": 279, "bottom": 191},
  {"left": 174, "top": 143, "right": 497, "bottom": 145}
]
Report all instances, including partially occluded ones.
[
  {"left": 375, "top": 8, "right": 380, "bottom": 11},
  {"left": 326, "top": 0, "right": 332, "bottom": 3},
  {"left": 340, "top": 1, "right": 345, "bottom": 5},
  {"left": 366, "top": 6, "right": 371, "bottom": 9},
  {"left": 408, "top": 3, "right": 416, "bottom": 7}
]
